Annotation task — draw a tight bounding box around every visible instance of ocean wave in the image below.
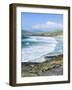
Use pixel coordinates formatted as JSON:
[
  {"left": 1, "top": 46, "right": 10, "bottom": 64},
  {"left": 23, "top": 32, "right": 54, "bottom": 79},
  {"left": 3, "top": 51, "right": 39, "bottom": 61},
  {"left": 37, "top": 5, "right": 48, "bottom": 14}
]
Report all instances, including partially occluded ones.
[
  {"left": 21, "top": 36, "right": 59, "bottom": 62},
  {"left": 22, "top": 36, "right": 57, "bottom": 43}
]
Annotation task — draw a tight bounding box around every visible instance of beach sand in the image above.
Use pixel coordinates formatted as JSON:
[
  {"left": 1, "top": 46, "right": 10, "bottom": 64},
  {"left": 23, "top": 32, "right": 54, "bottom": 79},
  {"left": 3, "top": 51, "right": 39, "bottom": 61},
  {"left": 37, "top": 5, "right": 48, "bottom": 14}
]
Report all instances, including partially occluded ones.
[{"left": 21, "top": 54, "right": 63, "bottom": 77}]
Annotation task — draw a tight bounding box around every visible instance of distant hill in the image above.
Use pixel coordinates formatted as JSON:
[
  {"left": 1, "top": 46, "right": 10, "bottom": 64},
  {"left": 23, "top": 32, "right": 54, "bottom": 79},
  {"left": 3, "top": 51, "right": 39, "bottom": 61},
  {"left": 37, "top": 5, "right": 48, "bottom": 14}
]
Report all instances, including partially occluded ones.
[
  {"left": 21, "top": 30, "right": 32, "bottom": 38},
  {"left": 22, "top": 29, "right": 63, "bottom": 37}
]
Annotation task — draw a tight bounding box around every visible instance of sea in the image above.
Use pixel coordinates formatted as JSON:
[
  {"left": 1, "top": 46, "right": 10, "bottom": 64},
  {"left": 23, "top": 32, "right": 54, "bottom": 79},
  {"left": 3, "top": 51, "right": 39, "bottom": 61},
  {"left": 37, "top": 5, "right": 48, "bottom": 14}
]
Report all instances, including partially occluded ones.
[{"left": 21, "top": 36, "right": 63, "bottom": 63}]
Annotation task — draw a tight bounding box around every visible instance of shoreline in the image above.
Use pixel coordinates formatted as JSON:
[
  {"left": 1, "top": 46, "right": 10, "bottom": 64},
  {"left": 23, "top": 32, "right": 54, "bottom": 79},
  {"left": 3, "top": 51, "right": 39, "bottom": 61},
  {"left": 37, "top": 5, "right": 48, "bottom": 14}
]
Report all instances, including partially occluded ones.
[{"left": 21, "top": 54, "right": 63, "bottom": 77}]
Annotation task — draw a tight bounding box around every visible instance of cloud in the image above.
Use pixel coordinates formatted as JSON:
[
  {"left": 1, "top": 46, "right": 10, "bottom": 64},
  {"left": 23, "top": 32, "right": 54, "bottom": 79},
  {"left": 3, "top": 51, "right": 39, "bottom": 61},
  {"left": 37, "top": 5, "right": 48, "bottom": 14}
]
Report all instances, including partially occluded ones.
[{"left": 32, "top": 21, "right": 62, "bottom": 30}]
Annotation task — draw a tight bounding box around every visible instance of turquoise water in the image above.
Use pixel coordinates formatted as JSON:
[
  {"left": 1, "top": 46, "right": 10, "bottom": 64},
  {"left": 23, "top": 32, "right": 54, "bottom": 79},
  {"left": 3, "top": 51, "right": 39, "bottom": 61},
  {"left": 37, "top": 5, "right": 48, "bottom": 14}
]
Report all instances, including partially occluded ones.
[{"left": 21, "top": 36, "right": 63, "bottom": 62}]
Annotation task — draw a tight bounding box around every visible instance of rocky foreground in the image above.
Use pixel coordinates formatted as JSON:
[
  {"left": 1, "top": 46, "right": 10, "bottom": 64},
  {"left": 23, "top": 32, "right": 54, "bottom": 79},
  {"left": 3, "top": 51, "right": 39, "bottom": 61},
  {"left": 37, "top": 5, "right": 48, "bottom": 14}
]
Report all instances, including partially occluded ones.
[{"left": 21, "top": 54, "right": 63, "bottom": 77}]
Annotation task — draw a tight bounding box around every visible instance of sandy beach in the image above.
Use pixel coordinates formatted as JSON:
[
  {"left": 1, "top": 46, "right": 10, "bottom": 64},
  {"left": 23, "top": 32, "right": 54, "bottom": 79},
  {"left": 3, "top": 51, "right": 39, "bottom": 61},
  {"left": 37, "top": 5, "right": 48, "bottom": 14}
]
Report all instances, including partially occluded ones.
[{"left": 21, "top": 54, "right": 63, "bottom": 77}]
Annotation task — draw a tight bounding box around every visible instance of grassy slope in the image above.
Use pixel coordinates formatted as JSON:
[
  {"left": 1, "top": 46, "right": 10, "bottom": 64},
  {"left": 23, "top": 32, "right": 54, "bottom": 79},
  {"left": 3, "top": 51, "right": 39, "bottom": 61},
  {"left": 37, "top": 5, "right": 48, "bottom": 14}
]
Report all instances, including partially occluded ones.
[
  {"left": 22, "top": 30, "right": 63, "bottom": 37},
  {"left": 22, "top": 55, "right": 63, "bottom": 77}
]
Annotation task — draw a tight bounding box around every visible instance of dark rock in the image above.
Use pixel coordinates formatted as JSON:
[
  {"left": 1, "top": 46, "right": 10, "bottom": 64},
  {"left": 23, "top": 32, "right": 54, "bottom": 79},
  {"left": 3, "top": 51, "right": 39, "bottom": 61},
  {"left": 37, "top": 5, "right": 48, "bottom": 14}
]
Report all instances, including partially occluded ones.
[{"left": 53, "top": 64, "right": 61, "bottom": 69}]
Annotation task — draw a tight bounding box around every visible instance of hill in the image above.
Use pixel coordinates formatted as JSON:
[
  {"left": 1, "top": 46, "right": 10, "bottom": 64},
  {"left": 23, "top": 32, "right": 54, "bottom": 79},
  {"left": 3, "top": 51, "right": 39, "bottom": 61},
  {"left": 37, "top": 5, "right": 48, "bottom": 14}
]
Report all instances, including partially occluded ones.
[{"left": 22, "top": 30, "right": 63, "bottom": 37}]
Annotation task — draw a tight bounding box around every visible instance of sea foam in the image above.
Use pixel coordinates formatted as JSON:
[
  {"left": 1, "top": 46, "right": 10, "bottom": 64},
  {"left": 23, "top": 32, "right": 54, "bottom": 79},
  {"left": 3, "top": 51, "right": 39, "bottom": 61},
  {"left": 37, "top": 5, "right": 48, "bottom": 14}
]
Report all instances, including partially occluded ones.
[{"left": 21, "top": 36, "right": 58, "bottom": 62}]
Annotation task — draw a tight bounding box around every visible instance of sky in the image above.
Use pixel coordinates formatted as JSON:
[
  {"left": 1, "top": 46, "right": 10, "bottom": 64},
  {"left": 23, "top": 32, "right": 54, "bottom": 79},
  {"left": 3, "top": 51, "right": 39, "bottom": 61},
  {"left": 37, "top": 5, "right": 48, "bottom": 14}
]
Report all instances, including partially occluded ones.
[{"left": 21, "top": 12, "right": 63, "bottom": 32}]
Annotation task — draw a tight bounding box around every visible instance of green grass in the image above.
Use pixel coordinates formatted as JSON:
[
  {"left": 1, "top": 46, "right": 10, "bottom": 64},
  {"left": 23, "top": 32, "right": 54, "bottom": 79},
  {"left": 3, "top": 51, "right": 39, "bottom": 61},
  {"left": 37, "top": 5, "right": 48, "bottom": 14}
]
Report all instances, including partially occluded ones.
[
  {"left": 22, "top": 30, "right": 63, "bottom": 37},
  {"left": 22, "top": 55, "right": 63, "bottom": 77}
]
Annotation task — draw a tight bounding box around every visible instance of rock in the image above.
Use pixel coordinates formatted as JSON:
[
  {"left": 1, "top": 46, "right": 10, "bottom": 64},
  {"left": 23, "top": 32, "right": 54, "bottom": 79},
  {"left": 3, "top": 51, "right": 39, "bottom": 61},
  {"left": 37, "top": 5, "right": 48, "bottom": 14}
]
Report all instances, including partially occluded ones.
[
  {"left": 53, "top": 64, "right": 61, "bottom": 69},
  {"left": 30, "top": 64, "right": 34, "bottom": 68},
  {"left": 37, "top": 70, "right": 42, "bottom": 75}
]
